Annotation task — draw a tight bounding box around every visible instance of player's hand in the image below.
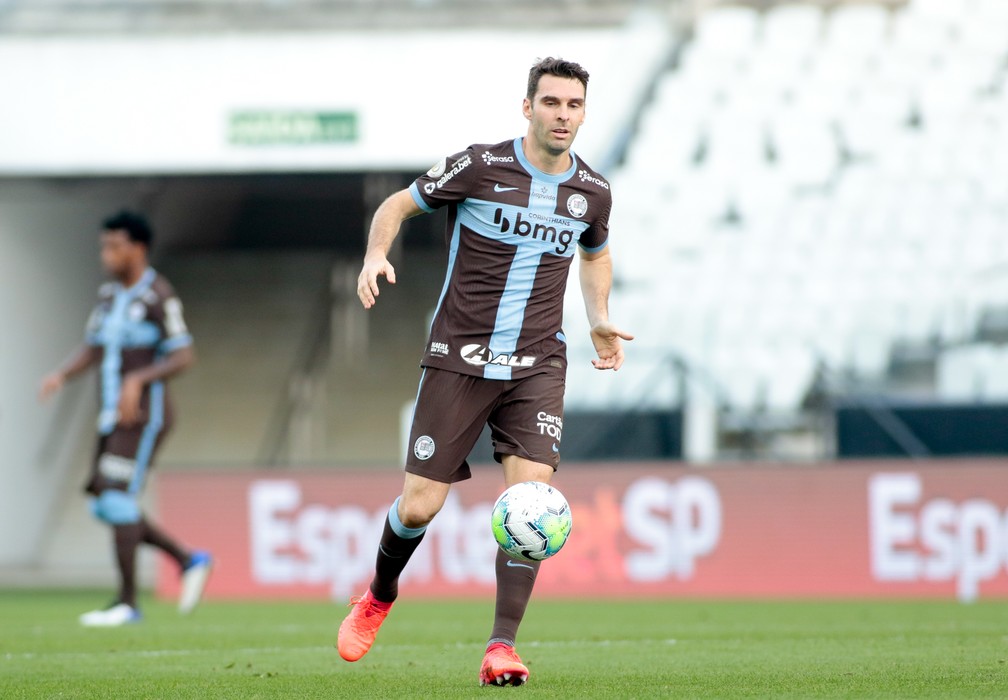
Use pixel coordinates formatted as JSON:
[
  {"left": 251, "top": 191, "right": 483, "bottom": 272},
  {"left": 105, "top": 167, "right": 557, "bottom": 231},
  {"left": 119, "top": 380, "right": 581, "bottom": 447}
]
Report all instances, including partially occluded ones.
[
  {"left": 117, "top": 375, "right": 143, "bottom": 426},
  {"left": 357, "top": 255, "right": 396, "bottom": 309},
  {"left": 589, "top": 321, "right": 634, "bottom": 371},
  {"left": 38, "top": 372, "right": 65, "bottom": 402}
]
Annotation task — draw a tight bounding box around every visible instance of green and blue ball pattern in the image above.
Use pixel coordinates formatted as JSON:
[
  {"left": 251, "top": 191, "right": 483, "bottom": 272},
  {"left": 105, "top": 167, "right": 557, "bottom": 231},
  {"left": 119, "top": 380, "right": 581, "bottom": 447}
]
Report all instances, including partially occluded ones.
[{"left": 491, "top": 481, "right": 572, "bottom": 562}]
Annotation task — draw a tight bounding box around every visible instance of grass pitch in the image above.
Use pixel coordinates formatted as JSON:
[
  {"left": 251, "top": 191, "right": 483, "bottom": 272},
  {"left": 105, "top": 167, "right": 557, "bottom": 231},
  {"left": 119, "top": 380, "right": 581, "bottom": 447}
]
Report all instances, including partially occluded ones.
[{"left": 2, "top": 590, "right": 1007, "bottom": 698}]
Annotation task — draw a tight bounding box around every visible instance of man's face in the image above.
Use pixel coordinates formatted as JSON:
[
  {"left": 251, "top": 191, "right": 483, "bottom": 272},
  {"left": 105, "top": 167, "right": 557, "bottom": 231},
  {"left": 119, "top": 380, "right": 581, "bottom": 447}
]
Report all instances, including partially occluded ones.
[
  {"left": 523, "top": 74, "right": 586, "bottom": 156},
  {"left": 100, "top": 229, "right": 144, "bottom": 279}
]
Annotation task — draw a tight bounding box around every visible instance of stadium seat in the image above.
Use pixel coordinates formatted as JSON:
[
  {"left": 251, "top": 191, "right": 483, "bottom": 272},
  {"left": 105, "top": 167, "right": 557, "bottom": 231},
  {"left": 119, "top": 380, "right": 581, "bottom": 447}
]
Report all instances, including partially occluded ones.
[
  {"left": 565, "top": 0, "right": 1008, "bottom": 432},
  {"left": 761, "top": 4, "right": 824, "bottom": 59},
  {"left": 691, "top": 5, "right": 761, "bottom": 59}
]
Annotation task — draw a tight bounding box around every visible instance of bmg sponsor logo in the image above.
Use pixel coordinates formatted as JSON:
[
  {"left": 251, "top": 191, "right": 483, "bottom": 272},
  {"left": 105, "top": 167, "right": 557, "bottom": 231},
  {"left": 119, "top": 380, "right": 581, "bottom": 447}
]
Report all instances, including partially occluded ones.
[
  {"left": 493, "top": 208, "right": 574, "bottom": 255},
  {"left": 869, "top": 472, "right": 1008, "bottom": 601}
]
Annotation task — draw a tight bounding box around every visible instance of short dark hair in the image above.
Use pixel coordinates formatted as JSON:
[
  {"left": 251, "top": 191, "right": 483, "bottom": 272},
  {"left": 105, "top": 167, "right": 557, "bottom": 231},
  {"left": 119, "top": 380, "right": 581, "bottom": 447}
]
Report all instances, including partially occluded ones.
[
  {"left": 102, "top": 209, "right": 153, "bottom": 247},
  {"left": 526, "top": 57, "right": 589, "bottom": 101}
]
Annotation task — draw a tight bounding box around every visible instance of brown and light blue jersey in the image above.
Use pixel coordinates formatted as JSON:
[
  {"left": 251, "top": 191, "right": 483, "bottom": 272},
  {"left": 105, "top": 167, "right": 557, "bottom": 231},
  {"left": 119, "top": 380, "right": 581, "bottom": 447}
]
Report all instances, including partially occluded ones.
[{"left": 409, "top": 137, "right": 611, "bottom": 380}]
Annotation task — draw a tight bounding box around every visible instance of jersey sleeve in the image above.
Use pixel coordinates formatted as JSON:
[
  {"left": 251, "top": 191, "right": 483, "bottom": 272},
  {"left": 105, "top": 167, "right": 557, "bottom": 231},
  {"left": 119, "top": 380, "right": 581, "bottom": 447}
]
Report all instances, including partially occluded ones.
[
  {"left": 159, "top": 297, "right": 193, "bottom": 352},
  {"left": 578, "top": 190, "right": 612, "bottom": 253},
  {"left": 84, "top": 306, "right": 103, "bottom": 346},
  {"left": 154, "top": 280, "right": 193, "bottom": 353},
  {"left": 408, "top": 146, "right": 480, "bottom": 213}
]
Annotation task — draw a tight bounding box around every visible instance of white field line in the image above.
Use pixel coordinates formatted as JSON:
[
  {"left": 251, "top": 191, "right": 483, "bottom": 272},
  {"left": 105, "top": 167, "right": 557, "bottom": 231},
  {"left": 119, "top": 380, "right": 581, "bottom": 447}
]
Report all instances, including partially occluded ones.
[{"left": 3, "top": 638, "right": 677, "bottom": 662}]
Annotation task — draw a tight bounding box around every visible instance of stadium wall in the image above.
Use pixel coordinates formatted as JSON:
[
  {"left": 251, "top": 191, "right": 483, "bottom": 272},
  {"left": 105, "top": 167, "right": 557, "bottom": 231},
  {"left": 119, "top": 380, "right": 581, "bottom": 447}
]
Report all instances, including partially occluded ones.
[
  {"left": 155, "top": 460, "right": 1008, "bottom": 603},
  {"left": 0, "top": 190, "right": 109, "bottom": 565},
  {"left": 0, "top": 21, "right": 671, "bottom": 175},
  {"left": 0, "top": 19, "right": 671, "bottom": 576}
]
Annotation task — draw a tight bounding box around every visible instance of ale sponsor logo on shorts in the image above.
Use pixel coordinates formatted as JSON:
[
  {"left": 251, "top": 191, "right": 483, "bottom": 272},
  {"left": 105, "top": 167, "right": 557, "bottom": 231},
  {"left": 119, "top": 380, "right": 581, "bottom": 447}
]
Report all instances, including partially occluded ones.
[{"left": 460, "top": 344, "right": 536, "bottom": 368}]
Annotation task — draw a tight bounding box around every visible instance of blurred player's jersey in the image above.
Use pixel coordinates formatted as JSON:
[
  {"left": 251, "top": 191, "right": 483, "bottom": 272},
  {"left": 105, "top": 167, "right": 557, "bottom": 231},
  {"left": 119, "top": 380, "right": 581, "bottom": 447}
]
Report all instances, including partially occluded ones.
[
  {"left": 85, "top": 268, "right": 192, "bottom": 435},
  {"left": 409, "top": 137, "right": 611, "bottom": 381}
]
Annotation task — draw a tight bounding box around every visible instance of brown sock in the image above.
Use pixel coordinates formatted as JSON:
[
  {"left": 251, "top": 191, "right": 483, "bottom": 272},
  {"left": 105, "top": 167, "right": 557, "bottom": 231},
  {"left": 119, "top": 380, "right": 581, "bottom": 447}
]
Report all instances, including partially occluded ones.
[
  {"left": 140, "top": 517, "right": 190, "bottom": 569},
  {"left": 113, "top": 523, "right": 143, "bottom": 608},
  {"left": 369, "top": 513, "right": 426, "bottom": 603},
  {"left": 488, "top": 549, "right": 540, "bottom": 647}
]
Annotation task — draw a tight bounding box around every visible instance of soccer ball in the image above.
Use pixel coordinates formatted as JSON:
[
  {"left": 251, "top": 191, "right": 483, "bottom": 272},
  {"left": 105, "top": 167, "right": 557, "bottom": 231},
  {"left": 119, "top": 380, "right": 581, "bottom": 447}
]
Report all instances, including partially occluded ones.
[{"left": 490, "top": 481, "right": 572, "bottom": 562}]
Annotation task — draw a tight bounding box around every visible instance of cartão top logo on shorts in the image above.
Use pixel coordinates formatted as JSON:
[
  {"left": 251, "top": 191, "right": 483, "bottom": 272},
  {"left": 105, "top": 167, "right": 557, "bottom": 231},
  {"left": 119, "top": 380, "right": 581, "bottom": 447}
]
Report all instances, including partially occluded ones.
[
  {"left": 460, "top": 344, "right": 536, "bottom": 368},
  {"left": 414, "top": 435, "right": 435, "bottom": 460}
]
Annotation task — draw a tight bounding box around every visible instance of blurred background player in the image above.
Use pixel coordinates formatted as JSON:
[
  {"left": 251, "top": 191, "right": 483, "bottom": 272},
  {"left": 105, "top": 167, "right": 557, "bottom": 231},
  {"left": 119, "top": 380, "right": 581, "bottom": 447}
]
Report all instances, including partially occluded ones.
[
  {"left": 340, "top": 57, "right": 633, "bottom": 685},
  {"left": 38, "top": 210, "right": 212, "bottom": 626}
]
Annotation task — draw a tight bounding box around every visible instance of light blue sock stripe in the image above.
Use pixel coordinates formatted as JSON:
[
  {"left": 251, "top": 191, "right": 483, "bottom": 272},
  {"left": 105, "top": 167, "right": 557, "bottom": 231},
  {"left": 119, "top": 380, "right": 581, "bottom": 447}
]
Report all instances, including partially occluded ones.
[{"left": 388, "top": 497, "right": 426, "bottom": 539}]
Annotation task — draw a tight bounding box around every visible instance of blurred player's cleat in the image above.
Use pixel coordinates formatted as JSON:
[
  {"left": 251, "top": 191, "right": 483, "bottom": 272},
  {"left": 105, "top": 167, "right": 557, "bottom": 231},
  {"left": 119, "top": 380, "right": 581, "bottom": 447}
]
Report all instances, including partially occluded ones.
[
  {"left": 336, "top": 590, "right": 393, "bottom": 662},
  {"left": 79, "top": 602, "right": 142, "bottom": 627},
  {"left": 479, "top": 642, "right": 529, "bottom": 686},
  {"left": 178, "top": 550, "right": 213, "bottom": 614}
]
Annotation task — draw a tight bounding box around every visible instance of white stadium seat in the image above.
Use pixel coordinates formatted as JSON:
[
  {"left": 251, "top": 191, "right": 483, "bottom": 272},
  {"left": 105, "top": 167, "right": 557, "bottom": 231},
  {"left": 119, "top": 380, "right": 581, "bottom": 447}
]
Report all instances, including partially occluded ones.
[{"left": 563, "top": 0, "right": 1008, "bottom": 421}]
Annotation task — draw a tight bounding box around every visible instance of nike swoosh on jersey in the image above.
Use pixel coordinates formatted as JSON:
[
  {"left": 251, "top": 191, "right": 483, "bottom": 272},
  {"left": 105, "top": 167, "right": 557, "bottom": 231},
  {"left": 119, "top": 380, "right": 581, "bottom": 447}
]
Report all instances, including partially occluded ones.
[
  {"left": 505, "top": 559, "right": 535, "bottom": 570},
  {"left": 494, "top": 184, "right": 519, "bottom": 192}
]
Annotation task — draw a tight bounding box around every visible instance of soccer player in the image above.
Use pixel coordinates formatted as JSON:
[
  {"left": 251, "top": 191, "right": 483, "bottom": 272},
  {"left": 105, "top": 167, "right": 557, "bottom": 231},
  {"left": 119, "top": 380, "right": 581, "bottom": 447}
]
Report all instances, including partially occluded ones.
[
  {"left": 339, "top": 57, "right": 632, "bottom": 685},
  {"left": 38, "top": 210, "right": 212, "bottom": 627}
]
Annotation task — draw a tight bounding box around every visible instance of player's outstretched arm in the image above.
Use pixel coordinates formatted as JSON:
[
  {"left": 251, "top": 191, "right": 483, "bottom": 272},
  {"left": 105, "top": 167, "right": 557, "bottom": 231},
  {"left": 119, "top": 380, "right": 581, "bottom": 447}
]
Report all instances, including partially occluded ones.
[
  {"left": 357, "top": 189, "right": 424, "bottom": 309},
  {"left": 589, "top": 321, "right": 634, "bottom": 371},
  {"left": 579, "top": 247, "right": 633, "bottom": 371},
  {"left": 38, "top": 344, "right": 102, "bottom": 401}
]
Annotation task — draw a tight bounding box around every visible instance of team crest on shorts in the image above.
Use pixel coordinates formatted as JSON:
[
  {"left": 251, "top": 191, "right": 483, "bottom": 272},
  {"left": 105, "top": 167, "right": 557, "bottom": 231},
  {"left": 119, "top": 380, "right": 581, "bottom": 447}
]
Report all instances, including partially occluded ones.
[
  {"left": 414, "top": 435, "right": 436, "bottom": 460},
  {"left": 567, "top": 194, "right": 588, "bottom": 218}
]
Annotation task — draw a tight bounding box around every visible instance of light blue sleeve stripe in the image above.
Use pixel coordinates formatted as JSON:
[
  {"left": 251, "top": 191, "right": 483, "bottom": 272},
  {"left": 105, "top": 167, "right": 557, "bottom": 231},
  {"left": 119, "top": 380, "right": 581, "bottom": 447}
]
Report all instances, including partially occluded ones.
[
  {"left": 579, "top": 239, "right": 609, "bottom": 254},
  {"left": 409, "top": 182, "right": 436, "bottom": 213},
  {"left": 160, "top": 334, "right": 193, "bottom": 353}
]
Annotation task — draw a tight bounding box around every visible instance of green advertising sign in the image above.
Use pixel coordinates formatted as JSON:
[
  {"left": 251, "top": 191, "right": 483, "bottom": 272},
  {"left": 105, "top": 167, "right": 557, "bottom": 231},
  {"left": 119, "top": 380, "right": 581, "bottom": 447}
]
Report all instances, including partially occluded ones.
[{"left": 229, "top": 111, "right": 357, "bottom": 146}]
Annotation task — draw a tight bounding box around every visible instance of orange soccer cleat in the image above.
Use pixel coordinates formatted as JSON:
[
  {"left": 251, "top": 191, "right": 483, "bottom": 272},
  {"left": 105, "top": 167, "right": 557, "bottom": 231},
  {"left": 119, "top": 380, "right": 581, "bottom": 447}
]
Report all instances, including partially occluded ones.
[
  {"left": 336, "top": 590, "right": 393, "bottom": 662},
  {"left": 479, "top": 642, "right": 530, "bottom": 686}
]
